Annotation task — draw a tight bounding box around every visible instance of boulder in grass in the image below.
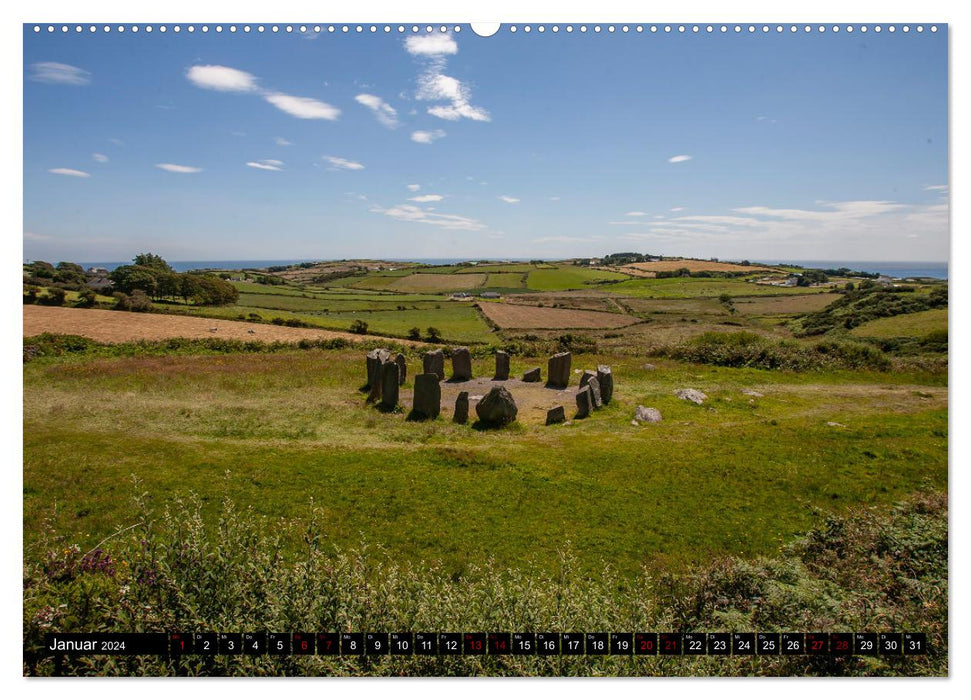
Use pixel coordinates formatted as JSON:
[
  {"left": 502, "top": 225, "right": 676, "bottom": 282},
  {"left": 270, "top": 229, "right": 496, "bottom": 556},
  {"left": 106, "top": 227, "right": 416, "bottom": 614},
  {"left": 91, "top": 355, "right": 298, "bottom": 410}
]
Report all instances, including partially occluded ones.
[
  {"left": 395, "top": 353, "right": 407, "bottom": 386},
  {"left": 633, "top": 406, "right": 662, "bottom": 424},
  {"left": 453, "top": 391, "right": 469, "bottom": 424},
  {"left": 596, "top": 365, "right": 613, "bottom": 404},
  {"left": 522, "top": 367, "right": 542, "bottom": 383},
  {"left": 545, "top": 406, "right": 566, "bottom": 425},
  {"left": 547, "top": 351, "right": 572, "bottom": 388},
  {"left": 412, "top": 373, "right": 441, "bottom": 419},
  {"left": 451, "top": 346, "right": 473, "bottom": 381},
  {"left": 475, "top": 386, "right": 518, "bottom": 427},
  {"left": 676, "top": 388, "right": 708, "bottom": 405},
  {"left": 494, "top": 351, "right": 510, "bottom": 381},
  {"left": 422, "top": 349, "right": 445, "bottom": 381},
  {"left": 380, "top": 361, "right": 399, "bottom": 410},
  {"left": 575, "top": 386, "right": 593, "bottom": 418}
]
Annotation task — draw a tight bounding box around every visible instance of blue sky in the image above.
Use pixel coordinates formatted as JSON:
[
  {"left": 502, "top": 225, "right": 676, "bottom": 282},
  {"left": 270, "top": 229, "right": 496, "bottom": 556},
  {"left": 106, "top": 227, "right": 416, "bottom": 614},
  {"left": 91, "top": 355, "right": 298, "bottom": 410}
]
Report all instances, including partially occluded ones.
[{"left": 23, "top": 24, "right": 948, "bottom": 263}]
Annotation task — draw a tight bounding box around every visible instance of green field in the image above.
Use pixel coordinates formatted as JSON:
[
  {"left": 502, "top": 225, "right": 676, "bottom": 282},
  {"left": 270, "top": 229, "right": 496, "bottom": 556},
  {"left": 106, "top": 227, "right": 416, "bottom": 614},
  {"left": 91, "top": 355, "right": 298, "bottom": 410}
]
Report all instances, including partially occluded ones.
[
  {"left": 526, "top": 266, "right": 630, "bottom": 291},
  {"left": 23, "top": 347, "right": 946, "bottom": 577},
  {"left": 850, "top": 308, "right": 948, "bottom": 338},
  {"left": 608, "top": 277, "right": 830, "bottom": 299}
]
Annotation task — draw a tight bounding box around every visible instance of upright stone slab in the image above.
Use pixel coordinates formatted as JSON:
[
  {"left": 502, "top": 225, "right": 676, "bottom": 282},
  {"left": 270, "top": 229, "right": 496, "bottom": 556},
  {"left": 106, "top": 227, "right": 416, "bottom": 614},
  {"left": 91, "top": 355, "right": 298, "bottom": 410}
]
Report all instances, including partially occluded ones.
[
  {"left": 395, "top": 353, "right": 407, "bottom": 386},
  {"left": 494, "top": 351, "right": 510, "bottom": 381},
  {"left": 596, "top": 365, "right": 613, "bottom": 404},
  {"left": 366, "top": 348, "right": 391, "bottom": 401},
  {"left": 575, "top": 386, "right": 593, "bottom": 418},
  {"left": 475, "top": 386, "right": 518, "bottom": 427},
  {"left": 422, "top": 349, "right": 445, "bottom": 381},
  {"left": 579, "top": 371, "right": 602, "bottom": 408},
  {"left": 522, "top": 367, "right": 542, "bottom": 383},
  {"left": 380, "top": 360, "right": 399, "bottom": 410},
  {"left": 453, "top": 391, "right": 469, "bottom": 424},
  {"left": 451, "top": 346, "right": 472, "bottom": 381},
  {"left": 547, "top": 351, "right": 572, "bottom": 388},
  {"left": 545, "top": 406, "right": 566, "bottom": 425},
  {"left": 412, "top": 373, "right": 441, "bottom": 419}
]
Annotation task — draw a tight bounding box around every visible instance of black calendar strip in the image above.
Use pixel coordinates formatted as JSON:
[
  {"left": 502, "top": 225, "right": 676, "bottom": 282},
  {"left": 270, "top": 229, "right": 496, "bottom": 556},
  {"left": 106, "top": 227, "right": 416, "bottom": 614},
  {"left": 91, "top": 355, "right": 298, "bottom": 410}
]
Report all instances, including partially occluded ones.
[{"left": 42, "top": 632, "right": 927, "bottom": 657}]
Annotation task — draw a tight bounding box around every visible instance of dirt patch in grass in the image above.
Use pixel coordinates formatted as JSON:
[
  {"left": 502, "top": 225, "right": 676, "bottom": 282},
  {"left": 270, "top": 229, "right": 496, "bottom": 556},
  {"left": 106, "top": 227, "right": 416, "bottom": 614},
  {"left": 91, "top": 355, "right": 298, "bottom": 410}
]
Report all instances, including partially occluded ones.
[
  {"left": 479, "top": 301, "right": 639, "bottom": 329},
  {"left": 402, "top": 376, "right": 583, "bottom": 424},
  {"left": 23, "top": 305, "right": 415, "bottom": 345},
  {"left": 389, "top": 273, "right": 487, "bottom": 293}
]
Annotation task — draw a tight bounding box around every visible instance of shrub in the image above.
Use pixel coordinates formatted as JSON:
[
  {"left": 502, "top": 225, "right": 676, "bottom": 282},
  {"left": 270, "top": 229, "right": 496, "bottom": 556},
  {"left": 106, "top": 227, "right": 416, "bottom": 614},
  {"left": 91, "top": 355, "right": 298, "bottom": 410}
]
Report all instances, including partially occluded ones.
[
  {"left": 425, "top": 327, "right": 442, "bottom": 342},
  {"left": 349, "top": 320, "right": 369, "bottom": 335},
  {"left": 75, "top": 288, "right": 97, "bottom": 308},
  {"left": 41, "top": 288, "right": 68, "bottom": 306},
  {"left": 407, "top": 327, "right": 422, "bottom": 341}
]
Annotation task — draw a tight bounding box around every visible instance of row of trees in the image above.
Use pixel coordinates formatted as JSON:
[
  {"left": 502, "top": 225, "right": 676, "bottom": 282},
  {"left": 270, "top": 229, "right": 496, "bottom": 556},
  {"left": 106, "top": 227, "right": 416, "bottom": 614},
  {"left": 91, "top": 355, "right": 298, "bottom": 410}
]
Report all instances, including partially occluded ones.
[{"left": 109, "top": 254, "right": 239, "bottom": 306}]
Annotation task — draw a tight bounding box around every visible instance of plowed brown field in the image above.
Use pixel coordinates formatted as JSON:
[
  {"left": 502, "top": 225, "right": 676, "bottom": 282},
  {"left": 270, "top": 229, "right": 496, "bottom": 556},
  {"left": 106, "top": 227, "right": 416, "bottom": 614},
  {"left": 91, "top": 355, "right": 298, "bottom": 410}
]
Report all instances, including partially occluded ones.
[{"left": 477, "top": 302, "right": 638, "bottom": 330}]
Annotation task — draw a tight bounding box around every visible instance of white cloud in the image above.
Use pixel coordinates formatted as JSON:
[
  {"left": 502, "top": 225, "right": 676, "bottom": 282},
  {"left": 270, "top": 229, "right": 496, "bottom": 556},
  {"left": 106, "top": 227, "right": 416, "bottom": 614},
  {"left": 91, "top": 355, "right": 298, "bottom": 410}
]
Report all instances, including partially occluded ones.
[
  {"left": 323, "top": 156, "right": 364, "bottom": 171},
  {"left": 404, "top": 33, "right": 458, "bottom": 56},
  {"left": 24, "top": 231, "right": 52, "bottom": 240},
  {"left": 274, "top": 137, "right": 293, "bottom": 146},
  {"left": 246, "top": 159, "right": 284, "bottom": 171},
  {"left": 108, "top": 138, "right": 124, "bottom": 146},
  {"left": 670, "top": 207, "right": 684, "bottom": 212},
  {"left": 609, "top": 221, "right": 650, "bottom": 226},
  {"left": 411, "top": 129, "right": 446, "bottom": 144},
  {"left": 531, "top": 235, "right": 604, "bottom": 244},
  {"left": 499, "top": 195, "right": 520, "bottom": 204},
  {"left": 186, "top": 65, "right": 258, "bottom": 92},
  {"left": 668, "top": 155, "right": 692, "bottom": 163},
  {"left": 265, "top": 93, "right": 340, "bottom": 120},
  {"left": 355, "top": 94, "right": 398, "bottom": 127},
  {"left": 406, "top": 184, "right": 421, "bottom": 192},
  {"left": 549, "top": 196, "right": 561, "bottom": 201},
  {"left": 625, "top": 211, "right": 648, "bottom": 217},
  {"left": 734, "top": 200, "right": 905, "bottom": 221},
  {"left": 29, "top": 62, "right": 91, "bottom": 85},
  {"left": 155, "top": 163, "right": 202, "bottom": 173},
  {"left": 409, "top": 194, "right": 444, "bottom": 203},
  {"left": 48, "top": 168, "right": 90, "bottom": 177},
  {"left": 92, "top": 153, "right": 108, "bottom": 163},
  {"left": 924, "top": 184, "right": 948, "bottom": 192},
  {"left": 373, "top": 203, "right": 485, "bottom": 231}
]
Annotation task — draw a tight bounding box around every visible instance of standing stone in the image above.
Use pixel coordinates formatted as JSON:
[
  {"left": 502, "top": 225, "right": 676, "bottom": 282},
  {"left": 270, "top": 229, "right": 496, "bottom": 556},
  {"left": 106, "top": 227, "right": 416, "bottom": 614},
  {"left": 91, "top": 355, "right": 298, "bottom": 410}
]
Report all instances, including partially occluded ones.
[
  {"left": 422, "top": 349, "right": 445, "bottom": 381},
  {"left": 579, "top": 371, "right": 603, "bottom": 408},
  {"left": 575, "top": 386, "right": 593, "bottom": 418},
  {"left": 451, "top": 346, "right": 472, "bottom": 381},
  {"left": 596, "top": 365, "right": 613, "bottom": 404},
  {"left": 522, "top": 367, "right": 542, "bottom": 383},
  {"left": 380, "top": 361, "right": 399, "bottom": 410},
  {"left": 366, "top": 348, "right": 391, "bottom": 401},
  {"left": 494, "top": 351, "right": 510, "bottom": 380},
  {"left": 475, "top": 386, "right": 518, "bottom": 426},
  {"left": 412, "top": 374, "right": 441, "bottom": 419},
  {"left": 545, "top": 406, "right": 566, "bottom": 425},
  {"left": 395, "top": 353, "right": 407, "bottom": 386},
  {"left": 547, "top": 351, "right": 572, "bottom": 388},
  {"left": 453, "top": 391, "right": 469, "bottom": 424}
]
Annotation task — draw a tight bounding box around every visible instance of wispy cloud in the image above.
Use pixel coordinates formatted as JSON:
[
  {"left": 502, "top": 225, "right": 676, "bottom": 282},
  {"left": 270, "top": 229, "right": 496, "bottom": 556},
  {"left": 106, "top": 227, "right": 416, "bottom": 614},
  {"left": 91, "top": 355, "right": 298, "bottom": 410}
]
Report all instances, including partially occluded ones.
[
  {"left": 108, "top": 138, "right": 124, "bottom": 146},
  {"left": 923, "top": 184, "right": 948, "bottom": 192},
  {"left": 404, "top": 33, "right": 458, "bottom": 56},
  {"left": 668, "top": 155, "right": 692, "bottom": 163},
  {"left": 670, "top": 207, "right": 684, "bottom": 212},
  {"left": 92, "top": 153, "right": 108, "bottom": 163},
  {"left": 246, "top": 159, "right": 284, "bottom": 171},
  {"left": 549, "top": 196, "right": 561, "bottom": 201},
  {"left": 24, "top": 231, "right": 52, "bottom": 240},
  {"left": 406, "top": 184, "right": 421, "bottom": 192},
  {"left": 411, "top": 129, "right": 446, "bottom": 144},
  {"left": 156, "top": 163, "right": 202, "bottom": 173},
  {"left": 355, "top": 94, "right": 398, "bottom": 127},
  {"left": 625, "top": 211, "right": 648, "bottom": 217},
  {"left": 498, "top": 195, "right": 520, "bottom": 204},
  {"left": 323, "top": 156, "right": 364, "bottom": 171},
  {"left": 372, "top": 203, "right": 485, "bottom": 231},
  {"left": 274, "top": 137, "right": 293, "bottom": 146},
  {"left": 531, "top": 235, "right": 604, "bottom": 244},
  {"left": 409, "top": 194, "right": 444, "bottom": 203},
  {"left": 48, "top": 168, "right": 90, "bottom": 177},
  {"left": 29, "top": 62, "right": 91, "bottom": 85},
  {"left": 265, "top": 93, "right": 340, "bottom": 120},
  {"left": 187, "top": 65, "right": 258, "bottom": 92}
]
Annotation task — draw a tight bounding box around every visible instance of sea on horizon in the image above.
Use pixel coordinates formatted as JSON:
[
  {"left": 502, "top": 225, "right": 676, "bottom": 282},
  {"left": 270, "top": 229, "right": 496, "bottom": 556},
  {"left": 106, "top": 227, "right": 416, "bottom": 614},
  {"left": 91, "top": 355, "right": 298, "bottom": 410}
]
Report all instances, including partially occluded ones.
[{"left": 65, "top": 258, "right": 948, "bottom": 280}]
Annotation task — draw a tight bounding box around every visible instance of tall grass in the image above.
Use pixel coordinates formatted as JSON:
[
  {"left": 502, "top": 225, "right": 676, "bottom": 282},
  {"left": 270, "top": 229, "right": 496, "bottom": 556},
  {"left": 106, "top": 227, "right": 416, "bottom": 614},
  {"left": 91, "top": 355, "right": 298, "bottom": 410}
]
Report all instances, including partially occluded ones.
[{"left": 23, "top": 486, "right": 946, "bottom": 676}]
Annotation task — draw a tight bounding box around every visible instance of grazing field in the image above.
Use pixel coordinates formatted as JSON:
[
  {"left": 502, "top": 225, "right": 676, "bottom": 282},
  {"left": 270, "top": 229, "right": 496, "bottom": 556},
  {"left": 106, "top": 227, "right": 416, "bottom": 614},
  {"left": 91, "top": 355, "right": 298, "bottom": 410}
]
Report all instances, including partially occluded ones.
[
  {"left": 22, "top": 305, "right": 376, "bottom": 344},
  {"left": 316, "top": 305, "right": 495, "bottom": 343},
  {"left": 484, "top": 272, "right": 527, "bottom": 289},
  {"left": 23, "top": 346, "right": 947, "bottom": 579},
  {"left": 609, "top": 277, "right": 825, "bottom": 299},
  {"left": 478, "top": 302, "right": 639, "bottom": 329},
  {"left": 732, "top": 293, "right": 841, "bottom": 315},
  {"left": 388, "top": 273, "right": 489, "bottom": 293},
  {"left": 850, "top": 308, "right": 949, "bottom": 338},
  {"left": 526, "top": 266, "right": 630, "bottom": 291}
]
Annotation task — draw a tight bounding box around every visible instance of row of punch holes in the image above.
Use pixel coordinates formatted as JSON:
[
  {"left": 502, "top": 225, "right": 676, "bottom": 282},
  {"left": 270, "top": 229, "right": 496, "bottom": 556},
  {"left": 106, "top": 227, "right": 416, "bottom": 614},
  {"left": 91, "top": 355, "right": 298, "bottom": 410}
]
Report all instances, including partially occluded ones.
[{"left": 33, "top": 24, "right": 939, "bottom": 35}]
